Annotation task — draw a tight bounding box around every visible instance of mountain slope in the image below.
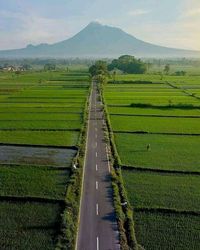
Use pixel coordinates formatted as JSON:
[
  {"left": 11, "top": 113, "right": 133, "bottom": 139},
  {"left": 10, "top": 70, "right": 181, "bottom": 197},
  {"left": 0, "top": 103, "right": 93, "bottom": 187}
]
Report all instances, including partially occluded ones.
[{"left": 0, "top": 22, "right": 200, "bottom": 58}]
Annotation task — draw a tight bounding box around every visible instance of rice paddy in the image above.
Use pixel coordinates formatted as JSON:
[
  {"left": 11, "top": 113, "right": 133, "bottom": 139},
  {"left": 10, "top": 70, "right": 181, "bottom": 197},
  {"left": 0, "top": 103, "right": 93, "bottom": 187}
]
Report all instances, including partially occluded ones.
[
  {"left": 0, "top": 70, "right": 90, "bottom": 249},
  {"left": 104, "top": 74, "right": 200, "bottom": 249}
]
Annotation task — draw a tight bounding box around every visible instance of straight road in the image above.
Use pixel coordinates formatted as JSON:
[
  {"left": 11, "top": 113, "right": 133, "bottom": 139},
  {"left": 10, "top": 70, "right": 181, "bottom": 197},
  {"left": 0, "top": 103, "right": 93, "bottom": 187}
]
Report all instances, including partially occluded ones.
[{"left": 76, "top": 81, "right": 120, "bottom": 250}]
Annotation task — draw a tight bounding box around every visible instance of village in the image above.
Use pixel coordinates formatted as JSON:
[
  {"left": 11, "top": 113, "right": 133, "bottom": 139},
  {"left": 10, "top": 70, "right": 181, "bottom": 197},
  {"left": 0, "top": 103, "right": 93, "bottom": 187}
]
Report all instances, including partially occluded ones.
[{"left": 0, "top": 65, "right": 28, "bottom": 72}]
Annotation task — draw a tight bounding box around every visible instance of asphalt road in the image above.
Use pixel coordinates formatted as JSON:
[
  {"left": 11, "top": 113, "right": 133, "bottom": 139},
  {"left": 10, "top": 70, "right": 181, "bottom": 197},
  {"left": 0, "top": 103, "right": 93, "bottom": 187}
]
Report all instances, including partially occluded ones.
[{"left": 76, "top": 81, "right": 120, "bottom": 250}]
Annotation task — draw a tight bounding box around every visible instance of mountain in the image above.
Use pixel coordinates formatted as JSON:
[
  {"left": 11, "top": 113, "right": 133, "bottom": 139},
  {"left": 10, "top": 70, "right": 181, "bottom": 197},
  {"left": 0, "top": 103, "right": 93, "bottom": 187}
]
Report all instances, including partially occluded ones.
[{"left": 0, "top": 22, "right": 200, "bottom": 58}]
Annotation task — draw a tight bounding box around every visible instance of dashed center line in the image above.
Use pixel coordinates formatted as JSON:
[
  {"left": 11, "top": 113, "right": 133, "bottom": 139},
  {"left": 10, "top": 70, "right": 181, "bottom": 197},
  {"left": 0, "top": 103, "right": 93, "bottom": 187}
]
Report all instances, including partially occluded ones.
[
  {"left": 96, "top": 152, "right": 98, "bottom": 157},
  {"left": 96, "top": 203, "right": 99, "bottom": 215},
  {"left": 97, "top": 237, "right": 99, "bottom": 250},
  {"left": 108, "top": 161, "right": 111, "bottom": 173},
  {"left": 96, "top": 164, "right": 98, "bottom": 171},
  {"left": 96, "top": 181, "right": 98, "bottom": 190}
]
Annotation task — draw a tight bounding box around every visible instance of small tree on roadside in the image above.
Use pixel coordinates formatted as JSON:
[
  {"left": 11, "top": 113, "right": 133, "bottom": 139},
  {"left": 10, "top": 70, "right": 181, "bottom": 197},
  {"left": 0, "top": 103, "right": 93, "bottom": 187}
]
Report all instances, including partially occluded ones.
[
  {"left": 164, "top": 64, "right": 170, "bottom": 75},
  {"left": 160, "top": 72, "right": 164, "bottom": 80},
  {"left": 44, "top": 63, "right": 56, "bottom": 71},
  {"left": 89, "top": 61, "right": 109, "bottom": 84},
  {"left": 112, "top": 70, "right": 117, "bottom": 83}
]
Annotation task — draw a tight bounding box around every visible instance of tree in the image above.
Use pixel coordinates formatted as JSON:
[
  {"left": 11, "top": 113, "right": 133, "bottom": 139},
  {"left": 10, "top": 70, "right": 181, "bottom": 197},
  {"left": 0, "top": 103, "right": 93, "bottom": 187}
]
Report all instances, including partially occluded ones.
[
  {"left": 21, "top": 64, "right": 31, "bottom": 70},
  {"left": 89, "top": 61, "right": 109, "bottom": 84},
  {"left": 44, "top": 63, "right": 56, "bottom": 71},
  {"left": 108, "top": 55, "right": 147, "bottom": 74},
  {"left": 146, "top": 62, "right": 152, "bottom": 72},
  {"left": 112, "top": 70, "right": 117, "bottom": 82},
  {"left": 175, "top": 70, "right": 186, "bottom": 76},
  {"left": 89, "top": 61, "right": 108, "bottom": 77},
  {"left": 164, "top": 64, "right": 170, "bottom": 75}
]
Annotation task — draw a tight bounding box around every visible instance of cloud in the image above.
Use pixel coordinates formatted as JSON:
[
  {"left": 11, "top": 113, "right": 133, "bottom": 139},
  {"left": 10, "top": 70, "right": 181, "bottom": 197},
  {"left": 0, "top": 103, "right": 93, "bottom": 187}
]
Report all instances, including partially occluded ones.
[
  {"left": 183, "top": 8, "right": 200, "bottom": 17},
  {"left": 126, "top": 18, "right": 200, "bottom": 51},
  {"left": 128, "top": 9, "right": 150, "bottom": 16},
  {"left": 0, "top": 9, "right": 72, "bottom": 49}
]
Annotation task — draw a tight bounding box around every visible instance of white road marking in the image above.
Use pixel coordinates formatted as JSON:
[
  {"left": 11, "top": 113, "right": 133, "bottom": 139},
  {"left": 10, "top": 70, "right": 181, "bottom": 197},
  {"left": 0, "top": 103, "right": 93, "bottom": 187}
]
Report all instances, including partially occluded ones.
[
  {"left": 108, "top": 161, "right": 111, "bottom": 173},
  {"left": 97, "top": 237, "right": 99, "bottom": 250},
  {"left": 96, "top": 152, "right": 98, "bottom": 157},
  {"left": 96, "top": 181, "right": 98, "bottom": 190},
  {"left": 106, "top": 145, "right": 111, "bottom": 173},
  {"left": 96, "top": 203, "right": 99, "bottom": 215},
  {"left": 96, "top": 164, "right": 98, "bottom": 171}
]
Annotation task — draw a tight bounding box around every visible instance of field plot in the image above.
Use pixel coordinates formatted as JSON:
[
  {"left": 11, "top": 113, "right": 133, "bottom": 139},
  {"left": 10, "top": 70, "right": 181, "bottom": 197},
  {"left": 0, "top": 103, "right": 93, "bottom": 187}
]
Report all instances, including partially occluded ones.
[
  {"left": 111, "top": 115, "right": 200, "bottom": 134},
  {"left": 0, "top": 130, "right": 79, "bottom": 146},
  {"left": 115, "top": 133, "right": 200, "bottom": 171},
  {"left": 104, "top": 74, "right": 200, "bottom": 249},
  {"left": 135, "top": 211, "right": 200, "bottom": 250},
  {"left": 0, "top": 145, "right": 76, "bottom": 167},
  {"left": 113, "top": 73, "right": 200, "bottom": 85},
  {"left": 108, "top": 106, "right": 200, "bottom": 116},
  {"left": 0, "top": 70, "right": 90, "bottom": 249},
  {"left": 0, "top": 202, "right": 61, "bottom": 250},
  {"left": 122, "top": 170, "right": 200, "bottom": 211},
  {"left": 105, "top": 83, "right": 200, "bottom": 106}
]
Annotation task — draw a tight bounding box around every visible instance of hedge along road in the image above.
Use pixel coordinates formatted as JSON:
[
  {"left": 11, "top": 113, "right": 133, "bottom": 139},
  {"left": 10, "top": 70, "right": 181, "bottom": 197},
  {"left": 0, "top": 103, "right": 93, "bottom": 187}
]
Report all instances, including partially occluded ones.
[{"left": 76, "top": 81, "right": 120, "bottom": 250}]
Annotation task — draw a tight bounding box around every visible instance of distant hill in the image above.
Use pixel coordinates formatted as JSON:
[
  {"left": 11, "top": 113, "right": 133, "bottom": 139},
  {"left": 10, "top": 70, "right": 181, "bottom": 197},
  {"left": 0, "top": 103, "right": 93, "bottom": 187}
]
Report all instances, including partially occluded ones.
[{"left": 0, "top": 22, "right": 200, "bottom": 58}]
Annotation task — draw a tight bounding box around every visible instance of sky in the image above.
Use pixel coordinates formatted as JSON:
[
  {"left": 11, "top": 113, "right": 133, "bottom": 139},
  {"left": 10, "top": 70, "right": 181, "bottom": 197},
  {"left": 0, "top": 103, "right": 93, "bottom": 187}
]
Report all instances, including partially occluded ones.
[{"left": 0, "top": 0, "right": 200, "bottom": 50}]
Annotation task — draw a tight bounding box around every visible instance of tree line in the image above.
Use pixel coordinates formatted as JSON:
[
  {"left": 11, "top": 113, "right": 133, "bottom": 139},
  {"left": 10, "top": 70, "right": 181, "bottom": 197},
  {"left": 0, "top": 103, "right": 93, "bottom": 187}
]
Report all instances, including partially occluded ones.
[{"left": 89, "top": 55, "right": 147, "bottom": 83}]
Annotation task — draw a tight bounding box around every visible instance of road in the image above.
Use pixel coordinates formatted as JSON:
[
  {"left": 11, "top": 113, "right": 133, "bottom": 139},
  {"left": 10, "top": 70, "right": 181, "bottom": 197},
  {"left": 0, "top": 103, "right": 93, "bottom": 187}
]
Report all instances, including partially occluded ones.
[{"left": 76, "top": 81, "right": 120, "bottom": 250}]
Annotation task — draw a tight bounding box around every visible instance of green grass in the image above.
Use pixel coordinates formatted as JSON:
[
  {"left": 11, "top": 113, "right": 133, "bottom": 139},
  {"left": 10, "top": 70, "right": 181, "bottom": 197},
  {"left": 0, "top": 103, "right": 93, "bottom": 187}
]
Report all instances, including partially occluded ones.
[
  {"left": 115, "top": 133, "right": 200, "bottom": 171},
  {"left": 113, "top": 73, "right": 200, "bottom": 85},
  {"left": 110, "top": 115, "right": 200, "bottom": 134},
  {"left": 3, "top": 98, "right": 86, "bottom": 103},
  {"left": 108, "top": 106, "right": 200, "bottom": 116},
  {"left": 0, "top": 165, "right": 70, "bottom": 199},
  {"left": 0, "top": 103, "right": 84, "bottom": 108},
  {"left": 106, "top": 96, "right": 199, "bottom": 106},
  {"left": 0, "top": 112, "right": 82, "bottom": 120},
  {"left": 0, "top": 107, "right": 83, "bottom": 113},
  {"left": 0, "top": 127, "right": 79, "bottom": 146},
  {"left": 122, "top": 170, "right": 200, "bottom": 211},
  {"left": 12, "top": 89, "right": 88, "bottom": 97},
  {"left": 0, "top": 202, "right": 61, "bottom": 250},
  {"left": 135, "top": 211, "right": 200, "bottom": 250},
  {"left": 0, "top": 120, "right": 81, "bottom": 129}
]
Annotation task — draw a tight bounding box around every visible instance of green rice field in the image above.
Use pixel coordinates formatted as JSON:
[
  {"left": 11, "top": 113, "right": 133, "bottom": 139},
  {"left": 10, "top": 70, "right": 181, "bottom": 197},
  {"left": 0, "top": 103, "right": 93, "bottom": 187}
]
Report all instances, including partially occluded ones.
[
  {"left": 104, "top": 74, "right": 200, "bottom": 249},
  {"left": 0, "top": 70, "right": 90, "bottom": 249}
]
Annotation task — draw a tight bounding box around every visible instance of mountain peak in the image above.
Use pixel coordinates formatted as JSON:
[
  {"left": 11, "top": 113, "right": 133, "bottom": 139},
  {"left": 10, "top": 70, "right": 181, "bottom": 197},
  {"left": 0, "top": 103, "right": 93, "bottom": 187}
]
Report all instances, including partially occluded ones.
[{"left": 87, "top": 21, "right": 103, "bottom": 28}]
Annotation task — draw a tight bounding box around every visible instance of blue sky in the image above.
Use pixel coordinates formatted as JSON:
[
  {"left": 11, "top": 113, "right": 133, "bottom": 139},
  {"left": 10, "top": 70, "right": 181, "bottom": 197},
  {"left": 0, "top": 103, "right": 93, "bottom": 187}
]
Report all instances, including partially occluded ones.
[{"left": 0, "top": 0, "right": 199, "bottom": 50}]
